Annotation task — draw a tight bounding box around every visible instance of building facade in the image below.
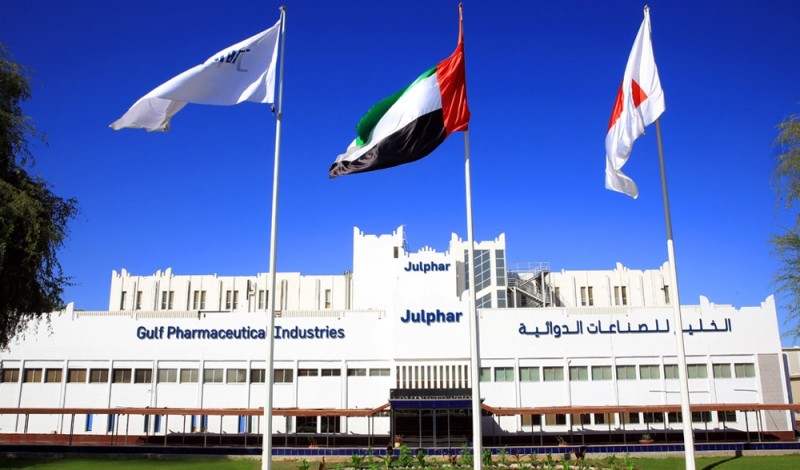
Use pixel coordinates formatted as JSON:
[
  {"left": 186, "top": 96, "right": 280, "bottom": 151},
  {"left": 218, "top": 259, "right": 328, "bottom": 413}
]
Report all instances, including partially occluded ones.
[{"left": 0, "top": 226, "right": 792, "bottom": 443}]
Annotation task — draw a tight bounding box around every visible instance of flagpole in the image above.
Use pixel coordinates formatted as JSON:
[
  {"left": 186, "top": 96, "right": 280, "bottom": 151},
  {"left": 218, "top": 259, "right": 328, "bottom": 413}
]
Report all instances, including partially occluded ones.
[
  {"left": 456, "top": 4, "right": 481, "bottom": 467},
  {"left": 655, "top": 118, "right": 696, "bottom": 470},
  {"left": 263, "top": 6, "right": 286, "bottom": 470},
  {"left": 463, "top": 128, "right": 482, "bottom": 470}
]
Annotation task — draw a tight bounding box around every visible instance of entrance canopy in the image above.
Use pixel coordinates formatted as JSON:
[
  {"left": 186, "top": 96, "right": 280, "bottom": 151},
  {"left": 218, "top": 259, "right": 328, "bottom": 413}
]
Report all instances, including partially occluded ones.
[{"left": 389, "top": 388, "right": 477, "bottom": 409}]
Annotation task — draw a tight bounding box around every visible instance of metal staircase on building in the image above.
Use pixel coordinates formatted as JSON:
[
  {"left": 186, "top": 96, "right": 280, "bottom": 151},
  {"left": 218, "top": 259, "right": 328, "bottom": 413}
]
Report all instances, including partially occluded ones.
[{"left": 507, "top": 262, "right": 553, "bottom": 308}]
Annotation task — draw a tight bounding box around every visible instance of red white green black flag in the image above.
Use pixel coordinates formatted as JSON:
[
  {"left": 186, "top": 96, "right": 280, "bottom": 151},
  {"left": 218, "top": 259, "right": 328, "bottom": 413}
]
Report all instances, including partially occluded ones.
[{"left": 329, "top": 16, "right": 470, "bottom": 178}]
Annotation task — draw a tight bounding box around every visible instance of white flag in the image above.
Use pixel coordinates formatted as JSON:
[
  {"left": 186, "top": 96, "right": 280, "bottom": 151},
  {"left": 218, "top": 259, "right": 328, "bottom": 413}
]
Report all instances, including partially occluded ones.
[
  {"left": 111, "top": 19, "right": 281, "bottom": 132},
  {"left": 604, "top": 7, "right": 665, "bottom": 199}
]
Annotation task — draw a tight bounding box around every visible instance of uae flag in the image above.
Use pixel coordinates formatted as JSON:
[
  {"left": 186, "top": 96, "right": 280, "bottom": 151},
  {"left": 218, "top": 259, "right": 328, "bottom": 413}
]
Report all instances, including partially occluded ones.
[
  {"left": 329, "top": 24, "right": 470, "bottom": 178},
  {"left": 604, "top": 7, "right": 665, "bottom": 199}
]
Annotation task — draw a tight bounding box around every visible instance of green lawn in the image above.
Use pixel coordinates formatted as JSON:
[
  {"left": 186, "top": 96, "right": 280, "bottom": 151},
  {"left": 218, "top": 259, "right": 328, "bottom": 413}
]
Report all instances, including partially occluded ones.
[{"left": 1, "top": 455, "right": 800, "bottom": 470}]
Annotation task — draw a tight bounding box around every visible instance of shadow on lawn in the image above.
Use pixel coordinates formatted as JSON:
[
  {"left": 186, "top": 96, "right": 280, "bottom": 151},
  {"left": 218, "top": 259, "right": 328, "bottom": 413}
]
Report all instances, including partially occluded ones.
[{"left": 701, "top": 455, "right": 742, "bottom": 470}]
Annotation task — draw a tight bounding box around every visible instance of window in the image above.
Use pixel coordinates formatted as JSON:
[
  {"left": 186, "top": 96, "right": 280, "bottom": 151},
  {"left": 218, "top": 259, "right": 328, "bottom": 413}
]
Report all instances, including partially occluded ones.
[
  {"left": 135, "top": 291, "right": 142, "bottom": 310},
  {"left": 45, "top": 369, "right": 62, "bottom": 383},
  {"left": 180, "top": 369, "right": 199, "bottom": 383},
  {"left": 639, "top": 365, "right": 660, "bottom": 380},
  {"left": 497, "top": 289, "right": 507, "bottom": 308},
  {"left": 23, "top": 368, "right": 43, "bottom": 383},
  {"left": 580, "top": 286, "right": 594, "bottom": 306},
  {"left": 160, "top": 290, "right": 174, "bottom": 310},
  {"left": 226, "top": 369, "right": 247, "bottom": 383},
  {"left": 192, "top": 290, "right": 206, "bottom": 310},
  {"left": 614, "top": 286, "right": 628, "bottom": 306},
  {"left": 663, "top": 285, "right": 671, "bottom": 304},
  {"left": 298, "top": 368, "right": 318, "bottom": 377},
  {"left": 120, "top": 291, "right": 127, "bottom": 310},
  {"left": 157, "top": 368, "right": 178, "bottom": 383},
  {"left": 570, "top": 413, "right": 591, "bottom": 426},
  {"left": 521, "top": 414, "right": 542, "bottom": 426},
  {"left": 554, "top": 287, "right": 561, "bottom": 306},
  {"left": 321, "top": 368, "right": 341, "bottom": 377},
  {"left": 347, "top": 368, "right": 366, "bottom": 377},
  {"left": 476, "top": 293, "right": 492, "bottom": 309},
  {"left": 107, "top": 414, "right": 116, "bottom": 432},
  {"left": 324, "top": 289, "right": 331, "bottom": 309},
  {"left": 591, "top": 366, "right": 612, "bottom": 381},
  {"left": 204, "top": 368, "right": 224, "bottom": 383},
  {"left": 621, "top": 413, "right": 640, "bottom": 424},
  {"left": 111, "top": 369, "right": 133, "bottom": 384},
  {"left": 519, "top": 366, "right": 540, "bottom": 382},
  {"left": 296, "top": 416, "right": 317, "bottom": 433},
  {"left": 616, "top": 365, "right": 637, "bottom": 380},
  {"left": 89, "top": 369, "right": 109, "bottom": 383},
  {"left": 250, "top": 369, "right": 266, "bottom": 383},
  {"left": 643, "top": 412, "right": 664, "bottom": 423},
  {"left": 495, "top": 249, "right": 506, "bottom": 287},
  {"left": 543, "top": 366, "right": 564, "bottom": 382},
  {"left": 687, "top": 364, "right": 708, "bottom": 379},
  {"left": 274, "top": 369, "right": 294, "bottom": 383},
  {"left": 320, "top": 416, "right": 340, "bottom": 433},
  {"left": 569, "top": 366, "right": 588, "bottom": 381},
  {"left": 134, "top": 369, "right": 152, "bottom": 384},
  {"left": 545, "top": 414, "right": 567, "bottom": 425},
  {"left": 479, "top": 367, "right": 491, "bottom": 382},
  {"left": 68, "top": 368, "right": 87, "bottom": 383},
  {"left": 594, "top": 413, "right": 611, "bottom": 425},
  {"left": 664, "top": 364, "right": 679, "bottom": 379},
  {"left": 712, "top": 364, "right": 732, "bottom": 378},
  {"left": 691, "top": 411, "right": 711, "bottom": 423},
  {"left": 153, "top": 415, "right": 162, "bottom": 433},
  {"left": 667, "top": 412, "right": 682, "bottom": 423},
  {"left": 465, "top": 249, "right": 492, "bottom": 292},
  {"left": 85, "top": 414, "right": 93, "bottom": 432},
  {"left": 717, "top": 410, "right": 737, "bottom": 423},
  {"left": 257, "top": 290, "right": 266, "bottom": 310},
  {"left": 143, "top": 415, "right": 150, "bottom": 433},
  {"left": 224, "top": 290, "right": 239, "bottom": 310},
  {"left": 495, "top": 367, "right": 514, "bottom": 382},
  {"left": 734, "top": 363, "right": 756, "bottom": 378},
  {"left": 369, "top": 368, "right": 390, "bottom": 376}
]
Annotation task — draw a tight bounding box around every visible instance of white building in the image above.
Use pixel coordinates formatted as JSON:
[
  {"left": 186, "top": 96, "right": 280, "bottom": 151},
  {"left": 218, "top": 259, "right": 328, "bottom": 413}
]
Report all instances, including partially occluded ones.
[{"left": 0, "top": 226, "right": 793, "bottom": 445}]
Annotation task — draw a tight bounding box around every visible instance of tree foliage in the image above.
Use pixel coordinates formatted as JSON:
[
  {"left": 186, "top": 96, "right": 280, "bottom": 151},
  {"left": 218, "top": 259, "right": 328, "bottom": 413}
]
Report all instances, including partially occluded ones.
[
  {"left": 772, "top": 113, "right": 800, "bottom": 340},
  {"left": 0, "top": 43, "right": 77, "bottom": 349}
]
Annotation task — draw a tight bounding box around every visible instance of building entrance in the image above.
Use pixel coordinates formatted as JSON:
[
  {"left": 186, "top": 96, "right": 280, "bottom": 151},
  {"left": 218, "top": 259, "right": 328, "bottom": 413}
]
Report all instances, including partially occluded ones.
[{"left": 389, "top": 388, "right": 474, "bottom": 449}]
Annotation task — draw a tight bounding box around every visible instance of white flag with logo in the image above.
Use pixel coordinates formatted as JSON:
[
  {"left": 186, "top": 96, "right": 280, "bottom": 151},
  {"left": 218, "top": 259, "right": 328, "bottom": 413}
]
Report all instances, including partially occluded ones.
[
  {"left": 604, "top": 8, "right": 665, "bottom": 199},
  {"left": 111, "top": 19, "right": 281, "bottom": 132}
]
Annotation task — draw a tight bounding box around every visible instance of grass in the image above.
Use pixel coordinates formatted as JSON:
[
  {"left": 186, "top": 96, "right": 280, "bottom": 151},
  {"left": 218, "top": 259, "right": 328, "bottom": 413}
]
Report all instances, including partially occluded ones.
[
  {"left": 1, "top": 454, "right": 800, "bottom": 469},
  {"left": 0, "top": 457, "right": 262, "bottom": 470}
]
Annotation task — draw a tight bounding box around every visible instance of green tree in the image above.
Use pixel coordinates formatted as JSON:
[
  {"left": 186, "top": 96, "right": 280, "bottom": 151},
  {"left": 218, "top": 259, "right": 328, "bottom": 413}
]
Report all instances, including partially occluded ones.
[
  {"left": 772, "top": 113, "right": 800, "bottom": 339},
  {"left": 0, "top": 43, "right": 77, "bottom": 348}
]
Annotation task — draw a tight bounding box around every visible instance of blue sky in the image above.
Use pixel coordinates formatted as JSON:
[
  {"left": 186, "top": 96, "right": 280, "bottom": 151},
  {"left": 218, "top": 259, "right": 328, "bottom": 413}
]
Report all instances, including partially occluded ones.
[{"left": 3, "top": 1, "right": 798, "bottom": 345}]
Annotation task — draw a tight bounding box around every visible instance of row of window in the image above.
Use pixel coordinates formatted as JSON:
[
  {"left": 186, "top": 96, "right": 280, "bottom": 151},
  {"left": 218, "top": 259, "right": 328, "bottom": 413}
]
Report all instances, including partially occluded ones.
[
  {"left": 120, "top": 289, "right": 246, "bottom": 311},
  {"left": 480, "top": 363, "right": 757, "bottom": 383},
  {"left": 121, "top": 288, "right": 331, "bottom": 311},
  {"left": 523, "top": 410, "right": 737, "bottom": 427},
  {"left": 82, "top": 410, "right": 739, "bottom": 435},
  {"left": 0, "top": 368, "right": 152, "bottom": 384},
  {"left": 85, "top": 413, "right": 345, "bottom": 435},
  {"left": 570, "top": 285, "right": 670, "bottom": 307},
  {"left": 0, "top": 367, "right": 392, "bottom": 384}
]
